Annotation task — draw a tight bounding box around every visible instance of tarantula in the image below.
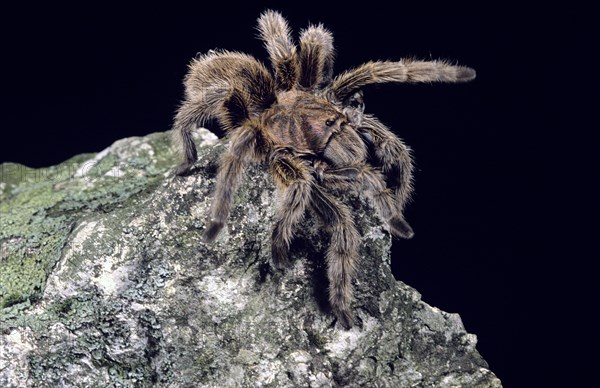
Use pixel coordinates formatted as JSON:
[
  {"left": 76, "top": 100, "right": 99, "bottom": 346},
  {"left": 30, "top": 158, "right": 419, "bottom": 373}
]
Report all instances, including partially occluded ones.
[{"left": 173, "top": 10, "right": 475, "bottom": 328}]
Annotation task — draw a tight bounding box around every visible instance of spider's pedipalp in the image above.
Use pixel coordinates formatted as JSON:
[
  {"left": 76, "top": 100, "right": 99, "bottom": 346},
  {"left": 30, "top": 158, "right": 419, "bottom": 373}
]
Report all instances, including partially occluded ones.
[
  {"left": 270, "top": 152, "right": 314, "bottom": 268},
  {"left": 204, "top": 124, "right": 268, "bottom": 242},
  {"left": 330, "top": 60, "right": 476, "bottom": 101},
  {"left": 359, "top": 116, "right": 414, "bottom": 213},
  {"left": 322, "top": 123, "right": 368, "bottom": 167},
  {"left": 257, "top": 10, "right": 299, "bottom": 91},
  {"left": 311, "top": 187, "right": 360, "bottom": 329},
  {"left": 299, "top": 24, "right": 335, "bottom": 89}
]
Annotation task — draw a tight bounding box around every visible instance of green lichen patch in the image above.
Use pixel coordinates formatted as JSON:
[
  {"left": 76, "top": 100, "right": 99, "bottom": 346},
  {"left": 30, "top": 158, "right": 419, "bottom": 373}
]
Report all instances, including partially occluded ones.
[{"left": 0, "top": 132, "right": 177, "bottom": 310}]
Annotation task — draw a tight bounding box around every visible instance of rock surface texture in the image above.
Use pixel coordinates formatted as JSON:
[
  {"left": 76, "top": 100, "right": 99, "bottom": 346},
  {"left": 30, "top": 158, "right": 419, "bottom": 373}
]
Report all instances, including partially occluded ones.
[{"left": 0, "top": 128, "right": 502, "bottom": 387}]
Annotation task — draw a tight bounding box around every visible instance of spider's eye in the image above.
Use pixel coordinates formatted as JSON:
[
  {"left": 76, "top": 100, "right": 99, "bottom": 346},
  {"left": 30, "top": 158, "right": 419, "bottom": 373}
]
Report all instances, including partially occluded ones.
[{"left": 325, "top": 119, "right": 335, "bottom": 127}]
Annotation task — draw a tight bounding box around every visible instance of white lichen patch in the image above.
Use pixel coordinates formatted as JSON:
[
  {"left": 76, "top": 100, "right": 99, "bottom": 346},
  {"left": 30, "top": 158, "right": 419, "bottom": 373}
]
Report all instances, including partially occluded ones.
[
  {"left": 246, "top": 204, "right": 259, "bottom": 224},
  {"left": 129, "top": 215, "right": 148, "bottom": 231},
  {"left": 195, "top": 127, "right": 219, "bottom": 146},
  {"left": 309, "top": 371, "right": 334, "bottom": 387},
  {"left": 44, "top": 221, "right": 134, "bottom": 299},
  {"left": 65, "top": 359, "right": 105, "bottom": 388},
  {"left": 163, "top": 262, "right": 182, "bottom": 297},
  {"left": 175, "top": 173, "right": 206, "bottom": 197},
  {"left": 235, "top": 348, "right": 260, "bottom": 365},
  {"left": 417, "top": 306, "right": 471, "bottom": 342},
  {"left": 324, "top": 316, "right": 379, "bottom": 356},
  {"left": 365, "top": 226, "right": 386, "bottom": 241},
  {"left": 287, "top": 350, "right": 312, "bottom": 380},
  {"left": 44, "top": 221, "right": 105, "bottom": 298},
  {"left": 73, "top": 148, "right": 111, "bottom": 179},
  {"left": 47, "top": 322, "right": 77, "bottom": 351},
  {"left": 197, "top": 274, "right": 249, "bottom": 323},
  {"left": 255, "top": 358, "right": 283, "bottom": 386},
  {"left": 104, "top": 166, "right": 124, "bottom": 178},
  {"left": 111, "top": 137, "right": 153, "bottom": 160},
  {"left": 190, "top": 200, "right": 211, "bottom": 220},
  {"left": 106, "top": 311, "right": 147, "bottom": 358},
  {"left": 260, "top": 190, "right": 271, "bottom": 207},
  {"left": 92, "top": 248, "right": 133, "bottom": 296},
  {"left": 137, "top": 142, "right": 155, "bottom": 157},
  {"left": 0, "top": 327, "right": 35, "bottom": 387}
]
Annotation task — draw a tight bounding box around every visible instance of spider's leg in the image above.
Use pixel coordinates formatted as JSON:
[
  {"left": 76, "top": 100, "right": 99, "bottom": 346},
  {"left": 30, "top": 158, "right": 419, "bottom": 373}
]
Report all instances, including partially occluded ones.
[
  {"left": 298, "top": 24, "right": 335, "bottom": 89},
  {"left": 174, "top": 51, "right": 276, "bottom": 176},
  {"left": 269, "top": 151, "right": 314, "bottom": 269},
  {"left": 310, "top": 187, "right": 360, "bottom": 329},
  {"left": 204, "top": 125, "right": 266, "bottom": 242},
  {"left": 185, "top": 51, "right": 275, "bottom": 113},
  {"left": 360, "top": 116, "right": 414, "bottom": 215},
  {"left": 172, "top": 99, "right": 210, "bottom": 176},
  {"left": 173, "top": 86, "right": 236, "bottom": 175},
  {"left": 257, "top": 10, "right": 299, "bottom": 90},
  {"left": 330, "top": 60, "right": 476, "bottom": 101},
  {"left": 320, "top": 164, "right": 414, "bottom": 239}
]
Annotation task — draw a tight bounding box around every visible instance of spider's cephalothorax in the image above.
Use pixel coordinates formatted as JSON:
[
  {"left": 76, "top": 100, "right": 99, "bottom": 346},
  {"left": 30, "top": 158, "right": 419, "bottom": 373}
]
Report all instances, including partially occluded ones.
[{"left": 172, "top": 10, "right": 475, "bottom": 328}]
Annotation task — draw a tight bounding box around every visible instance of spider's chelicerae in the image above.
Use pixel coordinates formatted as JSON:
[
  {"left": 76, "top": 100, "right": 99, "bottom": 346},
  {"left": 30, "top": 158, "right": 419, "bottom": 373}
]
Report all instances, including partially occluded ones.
[{"left": 173, "top": 10, "right": 475, "bottom": 328}]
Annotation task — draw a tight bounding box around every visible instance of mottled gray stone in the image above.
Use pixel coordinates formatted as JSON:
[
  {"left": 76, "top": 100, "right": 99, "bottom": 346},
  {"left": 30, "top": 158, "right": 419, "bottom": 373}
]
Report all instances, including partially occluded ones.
[{"left": 0, "top": 128, "right": 502, "bottom": 387}]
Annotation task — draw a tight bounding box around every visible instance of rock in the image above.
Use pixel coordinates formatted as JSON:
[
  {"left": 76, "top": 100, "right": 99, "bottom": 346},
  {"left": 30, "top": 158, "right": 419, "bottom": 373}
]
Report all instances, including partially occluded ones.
[{"left": 0, "top": 128, "right": 502, "bottom": 387}]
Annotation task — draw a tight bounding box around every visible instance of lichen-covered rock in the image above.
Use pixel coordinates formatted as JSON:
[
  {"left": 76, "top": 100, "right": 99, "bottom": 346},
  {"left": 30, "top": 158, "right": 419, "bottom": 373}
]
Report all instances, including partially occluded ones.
[{"left": 0, "top": 128, "right": 502, "bottom": 387}]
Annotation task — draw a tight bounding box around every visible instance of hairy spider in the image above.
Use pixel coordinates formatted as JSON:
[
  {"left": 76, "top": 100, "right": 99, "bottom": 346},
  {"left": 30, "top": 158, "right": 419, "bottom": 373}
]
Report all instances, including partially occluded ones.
[{"left": 172, "top": 10, "right": 475, "bottom": 328}]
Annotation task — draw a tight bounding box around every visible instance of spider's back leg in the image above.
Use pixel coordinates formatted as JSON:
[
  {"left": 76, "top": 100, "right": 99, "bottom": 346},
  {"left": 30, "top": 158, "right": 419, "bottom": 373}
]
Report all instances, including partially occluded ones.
[
  {"left": 204, "top": 124, "right": 268, "bottom": 241},
  {"left": 311, "top": 187, "right": 360, "bottom": 329},
  {"left": 172, "top": 100, "right": 202, "bottom": 176},
  {"left": 269, "top": 151, "right": 315, "bottom": 268},
  {"left": 173, "top": 51, "right": 275, "bottom": 175},
  {"left": 268, "top": 149, "right": 360, "bottom": 328}
]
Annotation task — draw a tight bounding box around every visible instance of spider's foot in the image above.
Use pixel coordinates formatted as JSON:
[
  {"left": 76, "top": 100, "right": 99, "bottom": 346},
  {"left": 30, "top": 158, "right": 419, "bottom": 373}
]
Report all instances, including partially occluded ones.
[
  {"left": 175, "top": 163, "right": 194, "bottom": 176},
  {"left": 271, "top": 244, "right": 291, "bottom": 270},
  {"left": 334, "top": 308, "right": 355, "bottom": 330},
  {"left": 203, "top": 221, "right": 224, "bottom": 243},
  {"left": 313, "top": 160, "right": 328, "bottom": 182},
  {"left": 456, "top": 66, "right": 477, "bottom": 82},
  {"left": 389, "top": 217, "right": 414, "bottom": 239}
]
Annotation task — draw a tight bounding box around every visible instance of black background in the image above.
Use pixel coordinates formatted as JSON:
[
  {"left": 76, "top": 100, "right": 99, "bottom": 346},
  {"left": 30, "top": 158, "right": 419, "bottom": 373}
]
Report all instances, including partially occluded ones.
[{"left": 1, "top": 3, "right": 594, "bottom": 386}]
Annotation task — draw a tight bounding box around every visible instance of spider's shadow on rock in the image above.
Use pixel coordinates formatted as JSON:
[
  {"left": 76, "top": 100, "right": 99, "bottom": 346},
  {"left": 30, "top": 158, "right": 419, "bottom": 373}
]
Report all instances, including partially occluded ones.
[{"left": 289, "top": 224, "right": 332, "bottom": 315}]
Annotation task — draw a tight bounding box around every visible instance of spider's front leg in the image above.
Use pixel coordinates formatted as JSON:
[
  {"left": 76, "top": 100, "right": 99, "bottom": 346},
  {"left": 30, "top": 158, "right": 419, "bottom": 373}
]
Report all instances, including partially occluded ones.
[
  {"left": 271, "top": 155, "right": 360, "bottom": 328},
  {"left": 204, "top": 125, "right": 266, "bottom": 242},
  {"left": 320, "top": 164, "right": 414, "bottom": 239},
  {"left": 269, "top": 151, "right": 315, "bottom": 269},
  {"left": 310, "top": 187, "right": 360, "bottom": 329}
]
